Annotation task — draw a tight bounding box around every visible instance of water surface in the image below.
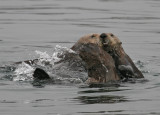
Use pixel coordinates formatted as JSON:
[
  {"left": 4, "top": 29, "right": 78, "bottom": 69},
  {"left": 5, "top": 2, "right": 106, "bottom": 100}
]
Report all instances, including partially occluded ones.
[{"left": 0, "top": 0, "right": 160, "bottom": 114}]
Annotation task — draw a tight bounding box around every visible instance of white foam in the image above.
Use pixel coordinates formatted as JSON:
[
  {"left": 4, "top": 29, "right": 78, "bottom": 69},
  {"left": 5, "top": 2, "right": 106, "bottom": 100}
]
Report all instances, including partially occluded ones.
[
  {"left": 34, "top": 45, "right": 76, "bottom": 66},
  {"left": 13, "top": 45, "right": 81, "bottom": 83},
  {"left": 35, "top": 50, "right": 52, "bottom": 62},
  {"left": 51, "top": 45, "right": 76, "bottom": 64},
  {"left": 13, "top": 62, "right": 34, "bottom": 81}
]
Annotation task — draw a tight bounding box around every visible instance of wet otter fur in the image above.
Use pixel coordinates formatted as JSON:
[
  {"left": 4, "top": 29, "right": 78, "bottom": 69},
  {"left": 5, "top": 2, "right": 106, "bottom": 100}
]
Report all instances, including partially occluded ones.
[
  {"left": 72, "top": 43, "right": 120, "bottom": 83},
  {"left": 71, "top": 34, "right": 120, "bottom": 83},
  {"left": 24, "top": 33, "right": 144, "bottom": 84},
  {"left": 100, "top": 33, "right": 144, "bottom": 80}
]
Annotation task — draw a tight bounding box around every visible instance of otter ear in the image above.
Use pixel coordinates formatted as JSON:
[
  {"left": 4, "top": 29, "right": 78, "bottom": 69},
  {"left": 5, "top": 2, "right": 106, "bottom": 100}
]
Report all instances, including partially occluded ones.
[{"left": 110, "top": 33, "right": 114, "bottom": 37}]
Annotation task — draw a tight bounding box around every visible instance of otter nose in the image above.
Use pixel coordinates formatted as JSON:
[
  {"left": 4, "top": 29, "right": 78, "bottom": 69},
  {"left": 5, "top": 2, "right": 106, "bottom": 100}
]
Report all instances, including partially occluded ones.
[{"left": 100, "top": 33, "right": 107, "bottom": 39}]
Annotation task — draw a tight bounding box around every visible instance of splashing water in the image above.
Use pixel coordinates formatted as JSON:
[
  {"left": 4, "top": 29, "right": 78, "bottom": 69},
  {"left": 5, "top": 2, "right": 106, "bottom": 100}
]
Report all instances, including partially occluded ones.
[
  {"left": 134, "top": 60, "right": 150, "bottom": 74},
  {"left": 35, "top": 50, "right": 52, "bottom": 62},
  {"left": 52, "top": 45, "right": 76, "bottom": 60},
  {"left": 13, "top": 45, "right": 79, "bottom": 82},
  {"left": 35, "top": 45, "right": 76, "bottom": 66},
  {"left": 13, "top": 62, "right": 34, "bottom": 81}
]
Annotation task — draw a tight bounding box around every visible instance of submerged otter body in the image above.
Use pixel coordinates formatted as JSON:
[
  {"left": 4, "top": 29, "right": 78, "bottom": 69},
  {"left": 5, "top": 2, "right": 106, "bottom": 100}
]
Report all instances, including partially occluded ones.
[{"left": 30, "top": 33, "right": 144, "bottom": 84}]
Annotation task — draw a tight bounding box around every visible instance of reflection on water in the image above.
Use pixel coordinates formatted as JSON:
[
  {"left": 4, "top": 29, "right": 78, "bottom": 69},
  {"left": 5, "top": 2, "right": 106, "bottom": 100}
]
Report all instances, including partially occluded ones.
[
  {"left": 76, "top": 87, "right": 130, "bottom": 104},
  {"left": 78, "top": 87, "right": 130, "bottom": 94},
  {"left": 75, "top": 95, "right": 128, "bottom": 104}
]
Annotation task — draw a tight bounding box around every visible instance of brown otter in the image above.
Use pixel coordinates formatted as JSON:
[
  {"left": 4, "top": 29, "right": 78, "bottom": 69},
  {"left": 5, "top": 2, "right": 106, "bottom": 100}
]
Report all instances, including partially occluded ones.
[
  {"left": 26, "top": 33, "right": 144, "bottom": 84},
  {"left": 99, "top": 33, "right": 144, "bottom": 80},
  {"left": 71, "top": 34, "right": 120, "bottom": 83}
]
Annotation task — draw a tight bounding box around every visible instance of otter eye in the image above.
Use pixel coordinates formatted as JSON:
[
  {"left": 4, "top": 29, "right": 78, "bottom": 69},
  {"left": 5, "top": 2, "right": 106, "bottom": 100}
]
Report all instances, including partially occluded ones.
[
  {"left": 110, "top": 34, "right": 114, "bottom": 37},
  {"left": 91, "top": 34, "right": 95, "bottom": 38}
]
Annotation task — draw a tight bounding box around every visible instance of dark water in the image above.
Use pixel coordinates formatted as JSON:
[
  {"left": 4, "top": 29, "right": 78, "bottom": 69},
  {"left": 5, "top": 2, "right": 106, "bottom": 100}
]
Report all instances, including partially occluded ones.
[{"left": 0, "top": 0, "right": 160, "bottom": 114}]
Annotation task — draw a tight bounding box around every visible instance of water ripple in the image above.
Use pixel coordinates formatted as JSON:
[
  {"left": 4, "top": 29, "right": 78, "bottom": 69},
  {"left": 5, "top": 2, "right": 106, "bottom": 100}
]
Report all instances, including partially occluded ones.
[
  {"left": 78, "top": 88, "right": 130, "bottom": 94},
  {"left": 109, "top": 16, "right": 160, "bottom": 20},
  {"left": 74, "top": 95, "right": 129, "bottom": 104},
  {"left": 0, "top": 6, "right": 58, "bottom": 11},
  {"left": 0, "top": 100, "right": 17, "bottom": 104},
  {"left": 22, "top": 44, "right": 53, "bottom": 48}
]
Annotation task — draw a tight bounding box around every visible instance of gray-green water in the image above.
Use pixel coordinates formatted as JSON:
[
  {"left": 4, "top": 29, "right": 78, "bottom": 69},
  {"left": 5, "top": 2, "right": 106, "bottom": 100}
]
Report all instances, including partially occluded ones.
[{"left": 0, "top": 0, "right": 160, "bottom": 114}]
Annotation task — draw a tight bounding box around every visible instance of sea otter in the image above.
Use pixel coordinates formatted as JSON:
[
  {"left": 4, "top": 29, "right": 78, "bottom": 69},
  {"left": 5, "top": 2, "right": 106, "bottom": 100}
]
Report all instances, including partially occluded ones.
[
  {"left": 100, "top": 33, "right": 144, "bottom": 80},
  {"left": 31, "top": 33, "right": 144, "bottom": 84},
  {"left": 71, "top": 34, "right": 120, "bottom": 83}
]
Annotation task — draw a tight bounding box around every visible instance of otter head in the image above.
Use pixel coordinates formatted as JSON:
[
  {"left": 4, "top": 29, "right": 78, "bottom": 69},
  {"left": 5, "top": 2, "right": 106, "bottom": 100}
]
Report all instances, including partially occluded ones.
[
  {"left": 76, "top": 33, "right": 101, "bottom": 45},
  {"left": 71, "top": 33, "right": 102, "bottom": 51},
  {"left": 72, "top": 33, "right": 123, "bottom": 56},
  {"left": 99, "top": 33, "right": 123, "bottom": 56}
]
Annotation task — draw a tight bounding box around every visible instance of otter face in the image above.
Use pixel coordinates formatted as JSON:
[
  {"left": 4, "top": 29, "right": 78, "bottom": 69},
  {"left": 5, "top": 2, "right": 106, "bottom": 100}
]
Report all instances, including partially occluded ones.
[
  {"left": 100, "top": 33, "right": 122, "bottom": 53},
  {"left": 74, "top": 33, "right": 122, "bottom": 55}
]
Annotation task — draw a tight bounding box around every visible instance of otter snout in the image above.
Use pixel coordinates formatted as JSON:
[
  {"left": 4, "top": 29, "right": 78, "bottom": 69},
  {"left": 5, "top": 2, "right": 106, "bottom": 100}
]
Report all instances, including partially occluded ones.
[
  {"left": 100, "top": 33, "right": 109, "bottom": 46},
  {"left": 100, "top": 33, "right": 107, "bottom": 39}
]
